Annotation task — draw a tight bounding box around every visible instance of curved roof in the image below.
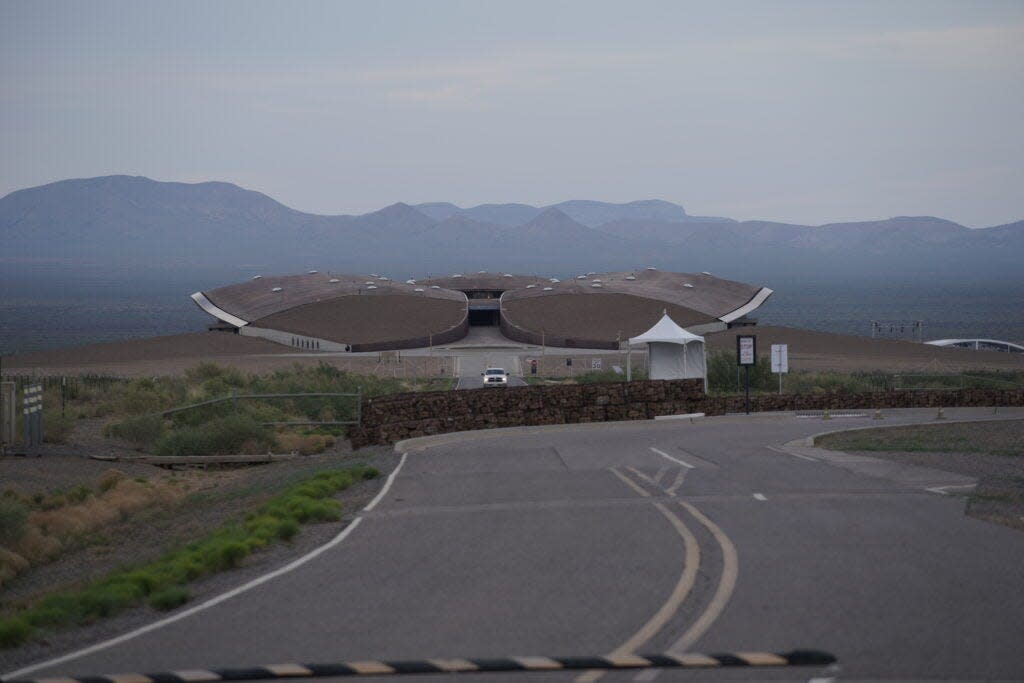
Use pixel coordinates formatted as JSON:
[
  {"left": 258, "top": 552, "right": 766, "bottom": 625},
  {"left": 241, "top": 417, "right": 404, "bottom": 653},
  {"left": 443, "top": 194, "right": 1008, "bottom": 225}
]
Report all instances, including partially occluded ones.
[
  {"left": 254, "top": 294, "right": 467, "bottom": 346},
  {"left": 501, "top": 269, "right": 772, "bottom": 323},
  {"left": 418, "top": 272, "right": 549, "bottom": 291},
  {"left": 926, "top": 339, "right": 1024, "bottom": 353},
  {"left": 196, "top": 272, "right": 464, "bottom": 325},
  {"left": 192, "top": 269, "right": 771, "bottom": 351}
]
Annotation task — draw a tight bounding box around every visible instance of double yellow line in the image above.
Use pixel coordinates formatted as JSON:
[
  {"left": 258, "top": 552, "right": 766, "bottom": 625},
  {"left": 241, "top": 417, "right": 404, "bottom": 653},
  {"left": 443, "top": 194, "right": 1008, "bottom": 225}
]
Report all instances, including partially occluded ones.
[{"left": 577, "top": 468, "right": 738, "bottom": 683}]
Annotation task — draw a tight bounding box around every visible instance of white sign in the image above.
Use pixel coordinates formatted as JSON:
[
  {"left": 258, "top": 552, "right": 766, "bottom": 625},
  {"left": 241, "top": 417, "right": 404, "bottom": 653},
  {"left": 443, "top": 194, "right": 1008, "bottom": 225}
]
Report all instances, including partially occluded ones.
[
  {"left": 591, "top": 358, "right": 602, "bottom": 370},
  {"left": 771, "top": 344, "right": 789, "bottom": 373},
  {"left": 738, "top": 336, "right": 756, "bottom": 366}
]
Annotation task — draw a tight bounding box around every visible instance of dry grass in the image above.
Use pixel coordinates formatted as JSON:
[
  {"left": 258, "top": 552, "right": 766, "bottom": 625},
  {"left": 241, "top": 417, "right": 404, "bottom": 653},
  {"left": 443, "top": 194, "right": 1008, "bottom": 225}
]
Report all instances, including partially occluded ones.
[
  {"left": 0, "top": 550, "right": 29, "bottom": 588},
  {"left": 0, "top": 472, "right": 186, "bottom": 589},
  {"left": 275, "top": 433, "right": 336, "bottom": 455}
]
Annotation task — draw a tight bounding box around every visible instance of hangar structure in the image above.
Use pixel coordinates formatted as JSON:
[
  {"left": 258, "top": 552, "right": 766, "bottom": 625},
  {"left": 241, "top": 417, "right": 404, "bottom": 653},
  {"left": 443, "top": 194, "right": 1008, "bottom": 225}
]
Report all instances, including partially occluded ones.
[{"left": 192, "top": 269, "right": 773, "bottom": 352}]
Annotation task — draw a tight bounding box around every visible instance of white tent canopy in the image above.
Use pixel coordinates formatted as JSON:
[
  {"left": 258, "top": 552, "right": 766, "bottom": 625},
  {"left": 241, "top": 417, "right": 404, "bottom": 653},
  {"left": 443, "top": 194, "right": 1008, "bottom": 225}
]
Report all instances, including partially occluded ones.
[{"left": 628, "top": 312, "right": 707, "bottom": 386}]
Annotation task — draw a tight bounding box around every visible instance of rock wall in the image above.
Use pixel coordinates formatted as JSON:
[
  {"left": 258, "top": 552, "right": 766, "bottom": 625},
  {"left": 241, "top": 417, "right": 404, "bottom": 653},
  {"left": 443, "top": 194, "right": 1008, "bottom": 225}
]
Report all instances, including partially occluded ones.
[
  {"left": 350, "top": 379, "right": 706, "bottom": 447},
  {"left": 348, "top": 381, "right": 1024, "bottom": 447}
]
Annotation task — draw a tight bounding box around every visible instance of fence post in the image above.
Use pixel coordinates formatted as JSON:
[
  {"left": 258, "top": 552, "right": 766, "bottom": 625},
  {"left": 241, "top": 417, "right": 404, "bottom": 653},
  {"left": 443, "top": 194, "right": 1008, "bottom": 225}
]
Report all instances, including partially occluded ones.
[
  {"left": 0, "top": 382, "right": 14, "bottom": 454},
  {"left": 357, "top": 386, "right": 362, "bottom": 425}
]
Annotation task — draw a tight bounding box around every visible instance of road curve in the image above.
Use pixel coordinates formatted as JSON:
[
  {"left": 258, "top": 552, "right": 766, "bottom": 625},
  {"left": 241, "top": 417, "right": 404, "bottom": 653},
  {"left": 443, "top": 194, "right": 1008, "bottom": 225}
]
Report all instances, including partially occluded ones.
[{"left": 7, "top": 408, "right": 1024, "bottom": 681}]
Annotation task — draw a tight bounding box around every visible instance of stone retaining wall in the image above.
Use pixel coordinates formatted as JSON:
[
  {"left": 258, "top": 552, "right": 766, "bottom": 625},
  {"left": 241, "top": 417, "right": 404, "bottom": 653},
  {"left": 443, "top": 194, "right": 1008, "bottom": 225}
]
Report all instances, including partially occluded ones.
[
  {"left": 348, "top": 381, "right": 1024, "bottom": 447},
  {"left": 349, "top": 379, "right": 706, "bottom": 447}
]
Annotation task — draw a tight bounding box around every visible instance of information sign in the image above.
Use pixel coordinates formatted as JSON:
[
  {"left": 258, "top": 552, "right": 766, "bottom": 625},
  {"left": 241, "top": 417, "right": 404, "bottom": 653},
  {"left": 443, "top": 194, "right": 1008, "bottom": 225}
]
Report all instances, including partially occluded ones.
[
  {"left": 737, "top": 335, "right": 756, "bottom": 366},
  {"left": 771, "top": 344, "right": 789, "bottom": 374}
]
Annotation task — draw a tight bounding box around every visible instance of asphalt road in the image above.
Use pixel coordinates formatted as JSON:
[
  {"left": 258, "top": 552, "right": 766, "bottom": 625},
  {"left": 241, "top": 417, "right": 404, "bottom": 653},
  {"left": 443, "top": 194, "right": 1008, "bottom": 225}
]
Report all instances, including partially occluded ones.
[{"left": 8, "top": 408, "right": 1024, "bottom": 682}]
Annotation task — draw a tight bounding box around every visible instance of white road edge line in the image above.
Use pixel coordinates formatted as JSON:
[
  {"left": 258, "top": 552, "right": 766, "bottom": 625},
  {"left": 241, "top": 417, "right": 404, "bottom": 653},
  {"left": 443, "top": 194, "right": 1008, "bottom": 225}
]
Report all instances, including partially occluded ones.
[
  {"left": 765, "top": 444, "right": 816, "bottom": 461},
  {"left": 649, "top": 447, "right": 694, "bottom": 469},
  {"left": 364, "top": 452, "right": 408, "bottom": 512},
  {"left": 753, "top": 493, "right": 767, "bottom": 501},
  {"left": 4, "top": 454, "right": 410, "bottom": 680},
  {"left": 924, "top": 483, "right": 976, "bottom": 495}
]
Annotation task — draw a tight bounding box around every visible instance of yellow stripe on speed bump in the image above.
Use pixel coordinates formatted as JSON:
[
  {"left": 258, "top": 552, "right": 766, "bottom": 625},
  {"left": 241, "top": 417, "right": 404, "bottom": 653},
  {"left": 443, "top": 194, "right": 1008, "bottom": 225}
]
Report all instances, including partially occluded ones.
[
  {"left": 171, "top": 671, "right": 222, "bottom": 682},
  {"left": 426, "top": 659, "right": 478, "bottom": 672},
  {"left": 264, "top": 665, "right": 313, "bottom": 677},
  {"left": 603, "top": 654, "right": 652, "bottom": 668},
  {"left": 345, "top": 661, "right": 395, "bottom": 675},
  {"left": 737, "top": 652, "right": 788, "bottom": 666},
  {"left": 513, "top": 657, "right": 563, "bottom": 670},
  {"left": 666, "top": 653, "right": 720, "bottom": 667},
  {"left": 107, "top": 675, "right": 153, "bottom": 683}
]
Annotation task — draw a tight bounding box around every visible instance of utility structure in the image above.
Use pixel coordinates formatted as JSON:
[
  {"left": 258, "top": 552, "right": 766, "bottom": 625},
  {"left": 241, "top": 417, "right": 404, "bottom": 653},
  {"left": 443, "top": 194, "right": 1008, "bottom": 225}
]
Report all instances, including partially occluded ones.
[{"left": 871, "top": 320, "right": 924, "bottom": 343}]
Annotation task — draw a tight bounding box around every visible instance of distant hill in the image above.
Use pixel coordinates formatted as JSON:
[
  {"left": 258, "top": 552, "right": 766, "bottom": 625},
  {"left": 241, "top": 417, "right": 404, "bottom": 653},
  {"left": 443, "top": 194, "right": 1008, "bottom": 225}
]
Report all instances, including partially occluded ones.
[
  {"left": 2, "top": 175, "right": 1022, "bottom": 286},
  {"left": 413, "top": 198, "right": 733, "bottom": 227}
]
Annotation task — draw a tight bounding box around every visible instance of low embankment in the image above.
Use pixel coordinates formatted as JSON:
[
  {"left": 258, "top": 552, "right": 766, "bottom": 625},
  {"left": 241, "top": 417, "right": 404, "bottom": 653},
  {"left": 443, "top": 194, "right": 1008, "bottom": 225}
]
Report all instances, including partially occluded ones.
[{"left": 349, "top": 381, "right": 1024, "bottom": 446}]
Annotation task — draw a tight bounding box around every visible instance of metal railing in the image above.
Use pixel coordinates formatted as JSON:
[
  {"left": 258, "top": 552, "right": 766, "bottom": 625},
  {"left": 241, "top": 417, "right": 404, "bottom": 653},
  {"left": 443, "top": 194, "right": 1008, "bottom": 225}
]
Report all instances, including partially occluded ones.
[{"left": 157, "top": 390, "right": 362, "bottom": 426}]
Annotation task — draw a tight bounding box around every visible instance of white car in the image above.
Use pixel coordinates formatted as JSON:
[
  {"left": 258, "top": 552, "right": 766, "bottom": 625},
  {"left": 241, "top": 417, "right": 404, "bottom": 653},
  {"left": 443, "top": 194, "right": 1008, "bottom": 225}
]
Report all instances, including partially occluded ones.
[{"left": 481, "top": 367, "right": 509, "bottom": 386}]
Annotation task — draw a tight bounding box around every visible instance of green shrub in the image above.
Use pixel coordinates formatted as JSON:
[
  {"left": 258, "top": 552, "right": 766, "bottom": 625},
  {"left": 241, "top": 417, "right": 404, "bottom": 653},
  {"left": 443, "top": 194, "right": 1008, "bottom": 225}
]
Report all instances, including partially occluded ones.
[
  {"left": 155, "top": 414, "right": 272, "bottom": 456},
  {"left": 107, "top": 414, "right": 167, "bottom": 446},
  {"left": 576, "top": 369, "right": 633, "bottom": 384},
  {"left": 707, "top": 351, "right": 774, "bottom": 393},
  {"left": 26, "top": 594, "right": 81, "bottom": 627},
  {"left": 0, "top": 618, "right": 33, "bottom": 648},
  {"left": 212, "top": 540, "right": 249, "bottom": 569},
  {"left": 43, "top": 413, "right": 77, "bottom": 444},
  {"left": 149, "top": 586, "right": 190, "bottom": 611},
  {"left": 114, "top": 385, "right": 166, "bottom": 415},
  {"left": 66, "top": 484, "right": 93, "bottom": 504},
  {"left": 185, "top": 362, "right": 226, "bottom": 382},
  {"left": 78, "top": 582, "right": 141, "bottom": 619},
  {"left": 0, "top": 498, "right": 28, "bottom": 545},
  {"left": 3, "top": 464, "right": 380, "bottom": 649}
]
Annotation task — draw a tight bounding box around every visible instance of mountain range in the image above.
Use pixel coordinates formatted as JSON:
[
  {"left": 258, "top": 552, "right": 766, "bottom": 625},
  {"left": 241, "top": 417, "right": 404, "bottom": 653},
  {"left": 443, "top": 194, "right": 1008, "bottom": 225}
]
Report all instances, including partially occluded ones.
[{"left": 2, "top": 175, "right": 1022, "bottom": 288}]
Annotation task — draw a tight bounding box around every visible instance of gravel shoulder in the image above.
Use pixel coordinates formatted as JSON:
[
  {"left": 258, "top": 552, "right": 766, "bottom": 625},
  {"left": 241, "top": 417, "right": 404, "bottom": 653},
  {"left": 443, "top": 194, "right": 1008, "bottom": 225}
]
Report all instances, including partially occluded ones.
[
  {"left": 816, "top": 420, "right": 1024, "bottom": 532},
  {"left": 0, "top": 443, "right": 397, "bottom": 674}
]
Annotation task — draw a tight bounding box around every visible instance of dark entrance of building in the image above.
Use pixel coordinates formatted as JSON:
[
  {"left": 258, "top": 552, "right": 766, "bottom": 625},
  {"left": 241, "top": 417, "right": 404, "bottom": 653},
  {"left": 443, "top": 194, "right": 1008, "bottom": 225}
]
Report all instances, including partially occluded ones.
[
  {"left": 468, "top": 307, "right": 500, "bottom": 326},
  {"left": 465, "top": 290, "right": 502, "bottom": 326}
]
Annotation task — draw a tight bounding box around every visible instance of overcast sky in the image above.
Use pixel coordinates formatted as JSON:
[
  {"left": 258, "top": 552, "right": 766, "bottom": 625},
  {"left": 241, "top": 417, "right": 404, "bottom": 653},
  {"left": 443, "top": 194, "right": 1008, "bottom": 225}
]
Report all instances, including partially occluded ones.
[{"left": 2, "top": 1, "right": 1022, "bottom": 227}]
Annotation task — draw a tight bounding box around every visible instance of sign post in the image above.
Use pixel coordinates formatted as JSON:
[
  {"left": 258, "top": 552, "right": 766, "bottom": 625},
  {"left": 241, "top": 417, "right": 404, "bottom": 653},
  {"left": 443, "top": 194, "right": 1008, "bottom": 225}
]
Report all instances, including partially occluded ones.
[
  {"left": 771, "top": 344, "right": 789, "bottom": 395},
  {"left": 737, "top": 335, "right": 756, "bottom": 414},
  {"left": 22, "top": 383, "right": 43, "bottom": 451}
]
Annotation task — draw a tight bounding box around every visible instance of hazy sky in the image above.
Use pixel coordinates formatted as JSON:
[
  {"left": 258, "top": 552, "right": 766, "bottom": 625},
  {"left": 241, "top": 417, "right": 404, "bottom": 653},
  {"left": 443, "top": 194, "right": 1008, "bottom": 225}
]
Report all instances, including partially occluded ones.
[{"left": 2, "top": 1, "right": 1022, "bottom": 226}]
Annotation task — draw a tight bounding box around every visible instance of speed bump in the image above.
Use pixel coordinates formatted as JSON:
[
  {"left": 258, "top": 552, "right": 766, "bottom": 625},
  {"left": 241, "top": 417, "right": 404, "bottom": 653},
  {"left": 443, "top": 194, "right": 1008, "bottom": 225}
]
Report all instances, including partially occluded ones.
[{"left": 3, "top": 650, "right": 836, "bottom": 682}]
